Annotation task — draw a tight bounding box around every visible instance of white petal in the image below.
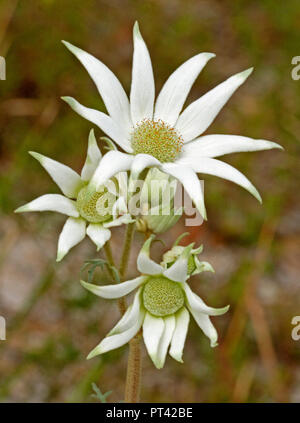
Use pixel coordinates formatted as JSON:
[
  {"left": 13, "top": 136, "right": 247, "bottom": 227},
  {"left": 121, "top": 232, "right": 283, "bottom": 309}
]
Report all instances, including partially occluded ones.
[
  {"left": 154, "top": 53, "right": 215, "bottom": 126},
  {"left": 137, "top": 235, "right": 164, "bottom": 275},
  {"left": 169, "top": 307, "right": 190, "bottom": 363},
  {"left": 143, "top": 312, "right": 165, "bottom": 365},
  {"left": 15, "top": 194, "right": 79, "bottom": 217},
  {"left": 181, "top": 134, "right": 283, "bottom": 158},
  {"left": 81, "top": 129, "right": 102, "bottom": 181},
  {"left": 161, "top": 163, "right": 207, "bottom": 219},
  {"left": 80, "top": 275, "right": 147, "bottom": 299},
  {"left": 154, "top": 315, "right": 176, "bottom": 369},
  {"left": 130, "top": 22, "right": 155, "bottom": 124},
  {"left": 184, "top": 283, "right": 229, "bottom": 316},
  {"left": 187, "top": 304, "right": 218, "bottom": 347},
  {"left": 29, "top": 152, "right": 83, "bottom": 198},
  {"left": 176, "top": 68, "right": 253, "bottom": 142},
  {"left": 86, "top": 223, "right": 111, "bottom": 251},
  {"left": 128, "top": 154, "right": 161, "bottom": 198},
  {"left": 62, "top": 40, "right": 132, "bottom": 137},
  {"left": 131, "top": 153, "right": 161, "bottom": 180},
  {"left": 61, "top": 97, "right": 132, "bottom": 153},
  {"left": 87, "top": 308, "right": 145, "bottom": 358},
  {"left": 193, "top": 258, "right": 214, "bottom": 275},
  {"left": 108, "top": 288, "right": 143, "bottom": 336},
  {"left": 112, "top": 196, "right": 128, "bottom": 217},
  {"left": 89, "top": 150, "right": 133, "bottom": 191},
  {"left": 57, "top": 217, "right": 86, "bottom": 262},
  {"left": 176, "top": 156, "right": 261, "bottom": 203},
  {"left": 163, "top": 244, "right": 194, "bottom": 283},
  {"left": 103, "top": 214, "right": 134, "bottom": 229}
]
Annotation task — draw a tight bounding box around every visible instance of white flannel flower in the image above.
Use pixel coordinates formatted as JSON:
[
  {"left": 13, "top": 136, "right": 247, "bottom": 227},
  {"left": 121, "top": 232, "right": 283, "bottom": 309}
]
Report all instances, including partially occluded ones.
[
  {"left": 80, "top": 236, "right": 229, "bottom": 369},
  {"left": 62, "top": 22, "right": 282, "bottom": 220},
  {"left": 15, "top": 130, "right": 133, "bottom": 261}
]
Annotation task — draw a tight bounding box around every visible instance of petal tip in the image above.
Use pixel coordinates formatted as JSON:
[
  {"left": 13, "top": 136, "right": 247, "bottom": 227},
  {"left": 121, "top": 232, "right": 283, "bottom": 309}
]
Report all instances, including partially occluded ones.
[
  {"left": 87, "top": 348, "right": 101, "bottom": 360},
  {"left": 56, "top": 251, "right": 65, "bottom": 262},
  {"left": 170, "top": 352, "right": 183, "bottom": 363},
  {"left": 273, "top": 142, "right": 284, "bottom": 151},
  {"left": 133, "top": 21, "right": 141, "bottom": 39},
  {"left": 29, "top": 151, "right": 43, "bottom": 163},
  {"left": 14, "top": 205, "right": 26, "bottom": 213},
  {"left": 62, "top": 40, "right": 76, "bottom": 52},
  {"left": 205, "top": 52, "right": 216, "bottom": 60},
  {"left": 240, "top": 67, "right": 254, "bottom": 80}
]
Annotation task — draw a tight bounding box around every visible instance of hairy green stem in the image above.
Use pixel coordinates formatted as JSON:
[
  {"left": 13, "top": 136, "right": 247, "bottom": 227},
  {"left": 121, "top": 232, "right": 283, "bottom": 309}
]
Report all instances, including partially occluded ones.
[
  {"left": 119, "top": 222, "right": 135, "bottom": 279},
  {"left": 123, "top": 224, "right": 147, "bottom": 403},
  {"left": 124, "top": 332, "right": 142, "bottom": 403},
  {"left": 103, "top": 242, "right": 126, "bottom": 315},
  {"left": 106, "top": 222, "right": 143, "bottom": 402}
]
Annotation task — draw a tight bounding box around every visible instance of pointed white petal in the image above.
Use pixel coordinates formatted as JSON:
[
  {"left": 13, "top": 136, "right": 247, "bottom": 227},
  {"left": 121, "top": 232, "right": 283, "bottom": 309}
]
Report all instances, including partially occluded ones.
[
  {"left": 87, "top": 308, "right": 145, "bottom": 358},
  {"left": 176, "top": 68, "right": 253, "bottom": 142},
  {"left": 62, "top": 40, "right": 132, "bottom": 136},
  {"left": 112, "top": 196, "right": 128, "bottom": 218},
  {"left": 176, "top": 156, "right": 261, "bottom": 203},
  {"left": 154, "top": 315, "right": 176, "bottom": 369},
  {"left": 15, "top": 194, "right": 79, "bottom": 217},
  {"left": 61, "top": 97, "right": 132, "bottom": 153},
  {"left": 56, "top": 217, "right": 86, "bottom": 262},
  {"left": 130, "top": 22, "right": 155, "bottom": 124},
  {"left": 154, "top": 53, "right": 215, "bottom": 126},
  {"left": 89, "top": 150, "right": 133, "bottom": 191},
  {"left": 128, "top": 154, "right": 161, "bottom": 199},
  {"left": 86, "top": 223, "right": 111, "bottom": 251},
  {"left": 103, "top": 214, "right": 134, "bottom": 229},
  {"left": 131, "top": 153, "right": 161, "bottom": 180},
  {"left": 187, "top": 304, "right": 218, "bottom": 347},
  {"left": 80, "top": 275, "right": 147, "bottom": 299},
  {"left": 184, "top": 283, "right": 229, "bottom": 316},
  {"left": 108, "top": 288, "right": 143, "bottom": 336},
  {"left": 161, "top": 163, "right": 207, "bottom": 219},
  {"left": 163, "top": 244, "right": 194, "bottom": 283},
  {"left": 81, "top": 129, "right": 102, "bottom": 181},
  {"left": 29, "top": 151, "right": 83, "bottom": 198},
  {"left": 143, "top": 312, "right": 165, "bottom": 366},
  {"left": 182, "top": 134, "right": 283, "bottom": 158},
  {"left": 137, "top": 235, "right": 164, "bottom": 275},
  {"left": 191, "top": 244, "right": 204, "bottom": 254},
  {"left": 169, "top": 307, "right": 190, "bottom": 363},
  {"left": 192, "top": 258, "right": 214, "bottom": 275}
]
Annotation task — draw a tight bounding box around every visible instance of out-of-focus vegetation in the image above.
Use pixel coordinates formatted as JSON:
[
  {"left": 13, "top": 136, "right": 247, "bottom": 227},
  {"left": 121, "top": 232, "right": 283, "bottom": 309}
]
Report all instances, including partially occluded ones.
[{"left": 0, "top": 0, "right": 300, "bottom": 402}]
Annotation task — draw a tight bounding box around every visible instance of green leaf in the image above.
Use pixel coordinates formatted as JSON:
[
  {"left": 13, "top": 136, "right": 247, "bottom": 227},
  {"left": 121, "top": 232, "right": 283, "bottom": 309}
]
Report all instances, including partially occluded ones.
[
  {"left": 81, "top": 259, "right": 120, "bottom": 284},
  {"left": 91, "top": 383, "right": 112, "bottom": 403}
]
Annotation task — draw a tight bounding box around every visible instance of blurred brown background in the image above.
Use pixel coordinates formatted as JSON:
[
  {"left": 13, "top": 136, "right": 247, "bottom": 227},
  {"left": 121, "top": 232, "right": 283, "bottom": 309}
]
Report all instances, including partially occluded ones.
[{"left": 0, "top": 0, "right": 300, "bottom": 402}]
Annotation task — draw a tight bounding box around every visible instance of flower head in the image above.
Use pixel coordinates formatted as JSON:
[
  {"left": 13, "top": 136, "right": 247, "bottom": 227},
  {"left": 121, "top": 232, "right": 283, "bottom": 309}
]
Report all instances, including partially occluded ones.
[
  {"left": 136, "top": 167, "right": 182, "bottom": 234},
  {"left": 162, "top": 232, "right": 214, "bottom": 275},
  {"left": 62, "top": 22, "right": 282, "bottom": 220},
  {"left": 80, "top": 236, "right": 229, "bottom": 369},
  {"left": 15, "top": 130, "right": 133, "bottom": 261}
]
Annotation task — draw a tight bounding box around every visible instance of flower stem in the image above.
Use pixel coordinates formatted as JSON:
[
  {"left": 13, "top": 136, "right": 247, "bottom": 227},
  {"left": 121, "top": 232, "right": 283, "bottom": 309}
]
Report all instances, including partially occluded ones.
[
  {"left": 103, "top": 242, "right": 126, "bottom": 315},
  {"left": 120, "top": 222, "right": 142, "bottom": 403},
  {"left": 119, "top": 222, "right": 135, "bottom": 279},
  {"left": 124, "top": 331, "right": 142, "bottom": 403}
]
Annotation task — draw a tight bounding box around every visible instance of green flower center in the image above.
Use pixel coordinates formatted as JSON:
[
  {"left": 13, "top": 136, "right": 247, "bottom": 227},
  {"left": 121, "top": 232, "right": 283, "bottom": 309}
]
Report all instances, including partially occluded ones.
[
  {"left": 131, "top": 119, "right": 183, "bottom": 163},
  {"left": 76, "top": 186, "right": 115, "bottom": 223},
  {"left": 143, "top": 276, "right": 184, "bottom": 317}
]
